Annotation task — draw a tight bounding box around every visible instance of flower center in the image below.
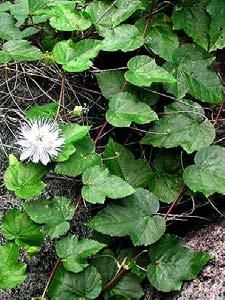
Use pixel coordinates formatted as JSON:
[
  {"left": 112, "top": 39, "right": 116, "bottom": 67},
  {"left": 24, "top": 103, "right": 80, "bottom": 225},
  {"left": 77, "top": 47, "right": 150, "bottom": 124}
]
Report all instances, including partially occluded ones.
[{"left": 36, "top": 134, "right": 44, "bottom": 143}]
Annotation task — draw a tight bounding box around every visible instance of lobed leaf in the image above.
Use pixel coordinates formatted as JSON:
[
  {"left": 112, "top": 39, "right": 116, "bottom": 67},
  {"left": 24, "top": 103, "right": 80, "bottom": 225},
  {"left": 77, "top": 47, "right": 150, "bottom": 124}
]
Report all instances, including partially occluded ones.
[
  {"left": 207, "top": 0, "right": 225, "bottom": 51},
  {"left": 50, "top": 4, "right": 91, "bottom": 31},
  {"left": 4, "top": 154, "right": 48, "bottom": 199},
  {"left": 10, "top": 0, "right": 30, "bottom": 26},
  {"left": 164, "top": 45, "right": 223, "bottom": 104},
  {"left": 0, "top": 40, "right": 42, "bottom": 63},
  {"left": 26, "top": 102, "right": 58, "bottom": 120},
  {"left": 86, "top": 0, "right": 146, "bottom": 35},
  {"left": 136, "top": 14, "right": 179, "bottom": 62},
  {"left": 56, "top": 236, "right": 106, "bottom": 273},
  {"left": 55, "top": 136, "right": 101, "bottom": 177},
  {"left": 104, "top": 138, "right": 153, "bottom": 188},
  {"left": 141, "top": 99, "right": 215, "bottom": 154},
  {"left": 82, "top": 165, "right": 135, "bottom": 204},
  {"left": 101, "top": 24, "right": 144, "bottom": 52},
  {"left": 48, "top": 265, "right": 102, "bottom": 300},
  {"left": 61, "top": 124, "right": 90, "bottom": 145},
  {"left": 183, "top": 145, "right": 225, "bottom": 196},
  {"left": 125, "top": 55, "right": 176, "bottom": 87},
  {"left": 172, "top": 1, "right": 210, "bottom": 50},
  {"left": 106, "top": 91, "right": 158, "bottom": 127},
  {"left": 88, "top": 188, "right": 166, "bottom": 246},
  {"left": 0, "top": 243, "right": 27, "bottom": 289},
  {"left": 0, "top": 12, "right": 22, "bottom": 40},
  {"left": 2, "top": 208, "right": 44, "bottom": 248},
  {"left": 147, "top": 234, "right": 213, "bottom": 292},
  {"left": 95, "top": 70, "right": 159, "bottom": 106},
  {"left": 23, "top": 196, "right": 75, "bottom": 238},
  {"left": 53, "top": 39, "right": 101, "bottom": 72},
  {"left": 149, "top": 151, "right": 184, "bottom": 204},
  {"left": 54, "top": 124, "right": 90, "bottom": 162}
]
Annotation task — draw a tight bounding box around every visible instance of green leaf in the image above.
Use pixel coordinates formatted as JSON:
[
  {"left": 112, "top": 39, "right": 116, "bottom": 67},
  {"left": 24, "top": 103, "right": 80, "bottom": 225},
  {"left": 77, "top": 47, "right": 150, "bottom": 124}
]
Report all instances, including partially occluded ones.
[
  {"left": 104, "top": 138, "right": 153, "bottom": 188},
  {"left": 90, "top": 249, "right": 117, "bottom": 287},
  {"left": 125, "top": 55, "right": 176, "bottom": 87},
  {"left": 48, "top": 265, "right": 102, "bottom": 300},
  {"left": 0, "top": 243, "right": 27, "bottom": 289},
  {"left": 0, "top": 12, "right": 22, "bottom": 40},
  {"left": 21, "top": 27, "right": 40, "bottom": 38},
  {"left": 9, "top": 0, "right": 51, "bottom": 26},
  {"left": 91, "top": 249, "right": 144, "bottom": 299},
  {"left": 172, "top": 1, "right": 210, "bottom": 50},
  {"left": 164, "top": 44, "right": 223, "bottom": 104},
  {"left": 101, "top": 24, "right": 144, "bottom": 52},
  {"left": 86, "top": 0, "right": 145, "bottom": 35},
  {"left": 0, "top": 40, "right": 42, "bottom": 63},
  {"left": 149, "top": 151, "right": 184, "bottom": 204},
  {"left": 55, "top": 143, "right": 76, "bottom": 163},
  {"left": 141, "top": 99, "right": 215, "bottom": 154},
  {"left": 55, "top": 136, "right": 101, "bottom": 177},
  {"left": 2, "top": 208, "right": 44, "bottom": 248},
  {"left": 26, "top": 102, "right": 58, "bottom": 119},
  {"left": 88, "top": 188, "right": 166, "bottom": 246},
  {"left": 183, "top": 145, "right": 225, "bottom": 196},
  {"left": 207, "top": 0, "right": 225, "bottom": 51},
  {"left": 61, "top": 124, "right": 90, "bottom": 145},
  {"left": 4, "top": 154, "right": 48, "bottom": 199},
  {"left": 53, "top": 39, "right": 101, "bottom": 72},
  {"left": 95, "top": 70, "right": 159, "bottom": 106},
  {"left": 10, "top": 0, "right": 30, "bottom": 26},
  {"left": 0, "top": 1, "right": 12, "bottom": 12},
  {"left": 54, "top": 124, "right": 90, "bottom": 163},
  {"left": 147, "top": 234, "right": 213, "bottom": 292},
  {"left": 23, "top": 196, "right": 75, "bottom": 238},
  {"left": 40, "top": 3, "right": 92, "bottom": 31},
  {"left": 106, "top": 91, "right": 158, "bottom": 127},
  {"left": 82, "top": 165, "right": 135, "bottom": 204},
  {"left": 106, "top": 273, "right": 144, "bottom": 299},
  {"left": 136, "top": 14, "right": 179, "bottom": 62},
  {"left": 95, "top": 70, "right": 125, "bottom": 99},
  {"left": 56, "top": 236, "right": 106, "bottom": 273}
]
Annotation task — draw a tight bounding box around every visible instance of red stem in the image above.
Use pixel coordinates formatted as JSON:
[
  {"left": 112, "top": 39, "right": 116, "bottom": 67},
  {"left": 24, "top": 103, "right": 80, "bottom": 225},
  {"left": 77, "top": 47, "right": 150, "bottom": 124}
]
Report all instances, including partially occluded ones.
[
  {"left": 94, "top": 120, "right": 108, "bottom": 145},
  {"left": 164, "top": 185, "right": 186, "bottom": 220},
  {"left": 214, "top": 97, "right": 225, "bottom": 125}
]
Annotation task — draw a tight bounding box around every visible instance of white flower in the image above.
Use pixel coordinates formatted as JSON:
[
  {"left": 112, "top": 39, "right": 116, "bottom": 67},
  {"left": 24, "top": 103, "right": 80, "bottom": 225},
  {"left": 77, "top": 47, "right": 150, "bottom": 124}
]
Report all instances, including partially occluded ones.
[{"left": 17, "top": 119, "right": 64, "bottom": 165}]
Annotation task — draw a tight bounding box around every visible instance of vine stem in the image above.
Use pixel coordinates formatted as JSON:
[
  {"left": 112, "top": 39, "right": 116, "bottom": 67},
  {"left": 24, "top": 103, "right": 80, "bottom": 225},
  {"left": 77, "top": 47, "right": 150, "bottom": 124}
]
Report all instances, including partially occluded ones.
[
  {"left": 164, "top": 185, "right": 186, "bottom": 220},
  {"left": 214, "top": 97, "right": 225, "bottom": 125},
  {"left": 94, "top": 75, "right": 128, "bottom": 145},
  {"left": 101, "top": 266, "right": 128, "bottom": 293},
  {"left": 143, "top": 0, "right": 155, "bottom": 39},
  {"left": 41, "top": 259, "right": 61, "bottom": 299},
  {"left": 94, "top": 120, "right": 108, "bottom": 144}
]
